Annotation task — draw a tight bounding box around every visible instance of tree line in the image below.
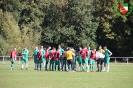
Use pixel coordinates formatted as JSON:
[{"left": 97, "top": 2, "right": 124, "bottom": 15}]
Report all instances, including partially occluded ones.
[{"left": 0, "top": 0, "right": 133, "bottom": 56}]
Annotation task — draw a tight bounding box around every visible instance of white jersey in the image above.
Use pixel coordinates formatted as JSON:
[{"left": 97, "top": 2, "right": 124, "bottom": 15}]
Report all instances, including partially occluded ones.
[{"left": 96, "top": 52, "right": 105, "bottom": 59}]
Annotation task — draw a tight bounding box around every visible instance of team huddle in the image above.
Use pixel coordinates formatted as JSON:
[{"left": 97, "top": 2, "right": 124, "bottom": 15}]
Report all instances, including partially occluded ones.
[{"left": 10, "top": 45, "right": 112, "bottom": 72}]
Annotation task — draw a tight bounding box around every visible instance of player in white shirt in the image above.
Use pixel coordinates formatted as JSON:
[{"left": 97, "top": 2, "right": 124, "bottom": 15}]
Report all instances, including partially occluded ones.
[{"left": 96, "top": 51, "right": 105, "bottom": 72}]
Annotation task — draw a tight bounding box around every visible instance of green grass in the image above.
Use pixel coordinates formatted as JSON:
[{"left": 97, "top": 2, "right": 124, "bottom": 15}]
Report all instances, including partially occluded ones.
[{"left": 0, "top": 61, "right": 133, "bottom": 88}]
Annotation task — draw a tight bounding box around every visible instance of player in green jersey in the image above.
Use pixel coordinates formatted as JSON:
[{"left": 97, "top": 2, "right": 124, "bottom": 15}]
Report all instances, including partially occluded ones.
[
  {"left": 33, "top": 46, "right": 38, "bottom": 70},
  {"left": 103, "top": 46, "right": 112, "bottom": 72},
  {"left": 21, "top": 47, "right": 29, "bottom": 70}
]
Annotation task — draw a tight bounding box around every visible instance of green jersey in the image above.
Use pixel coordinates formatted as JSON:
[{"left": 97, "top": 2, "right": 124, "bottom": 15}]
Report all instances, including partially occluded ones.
[
  {"left": 33, "top": 49, "right": 38, "bottom": 56},
  {"left": 22, "top": 49, "right": 29, "bottom": 59},
  {"left": 59, "top": 48, "right": 64, "bottom": 55},
  {"left": 88, "top": 50, "right": 92, "bottom": 58},
  {"left": 41, "top": 49, "right": 45, "bottom": 59},
  {"left": 104, "top": 49, "right": 112, "bottom": 58}
]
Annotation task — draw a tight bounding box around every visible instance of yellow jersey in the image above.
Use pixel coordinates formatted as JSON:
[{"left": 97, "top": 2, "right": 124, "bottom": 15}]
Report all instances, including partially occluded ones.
[
  {"left": 98, "top": 49, "right": 105, "bottom": 54},
  {"left": 66, "top": 51, "right": 75, "bottom": 60}
]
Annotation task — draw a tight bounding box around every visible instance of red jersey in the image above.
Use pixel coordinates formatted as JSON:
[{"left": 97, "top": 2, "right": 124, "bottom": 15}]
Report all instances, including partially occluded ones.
[
  {"left": 45, "top": 49, "right": 50, "bottom": 59},
  {"left": 62, "top": 52, "right": 66, "bottom": 60},
  {"left": 80, "top": 49, "right": 88, "bottom": 59},
  {"left": 90, "top": 51, "right": 96, "bottom": 60},
  {"left": 37, "top": 50, "right": 42, "bottom": 60},
  {"left": 10, "top": 50, "right": 16, "bottom": 58},
  {"left": 55, "top": 51, "right": 60, "bottom": 60},
  {"left": 49, "top": 51, "right": 56, "bottom": 61}
]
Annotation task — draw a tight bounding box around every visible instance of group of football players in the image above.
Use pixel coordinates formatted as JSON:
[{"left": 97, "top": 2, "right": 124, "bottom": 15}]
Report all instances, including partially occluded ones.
[{"left": 10, "top": 45, "right": 112, "bottom": 72}]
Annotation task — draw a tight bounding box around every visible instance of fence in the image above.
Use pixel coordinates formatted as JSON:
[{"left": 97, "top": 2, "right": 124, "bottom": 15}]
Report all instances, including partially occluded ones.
[
  {"left": 0, "top": 56, "right": 133, "bottom": 64},
  {"left": 0, "top": 56, "right": 32, "bottom": 64}
]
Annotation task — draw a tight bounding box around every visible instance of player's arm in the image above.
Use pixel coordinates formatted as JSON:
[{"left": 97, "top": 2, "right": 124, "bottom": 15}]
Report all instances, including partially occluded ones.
[
  {"left": 72, "top": 52, "right": 75, "bottom": 56},
  {"left": 22, "top": 51, "right": 25, "bottom": 55},
  {"left": 109, "top": 50, "right": 112, "bottom": 56},
  {"left": 12, "top": 52, "right": 15, "bottom": 61},
  {"left": 14, "top": 51, "right": 17, "bottom": 60},
  {"left": 79, "top": 51, "right": 82, "bottom": 55},
  {"left": 102, "top": 50, "right": 105, "bottom": 54},
  {"left": 25, "top": 50, "right": 29, "bottom": 54},
  {"left": 86, "top": 50, "right": 88, "bottom": 57}
]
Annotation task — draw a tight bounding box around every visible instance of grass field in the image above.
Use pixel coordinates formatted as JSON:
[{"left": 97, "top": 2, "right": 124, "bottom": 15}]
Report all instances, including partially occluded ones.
[{"left": 0, "top": 60, "right": 133, "bottom": 88}]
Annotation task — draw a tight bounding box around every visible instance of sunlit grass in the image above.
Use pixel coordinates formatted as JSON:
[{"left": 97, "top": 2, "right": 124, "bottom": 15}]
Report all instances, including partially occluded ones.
[{"left": 0, "top": 60, "right": 133, "bottom": 88}]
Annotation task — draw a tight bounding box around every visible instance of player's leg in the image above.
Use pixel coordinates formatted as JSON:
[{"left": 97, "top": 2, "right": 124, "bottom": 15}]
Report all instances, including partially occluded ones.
[
  {"left": 58, "top": 60, "right": 60, "bottom": 71},
  {"left": 97, "top": 58, "right": 101, "bottom": 72},
  {"left": 82, "top": 59, "right": 85, "bottom": 72},
  {"left": 42, "top": 58, "right": 44, "bottom": 70},
  {"left": 62, "top": 60, "right": 64, "bottom": 71},
  {"left": 45, "top": 58, "right": 49, "bottom": 71},
  {"left": 21, "top": 59, "right": 25, "bottom": 70},
  {"left": 67, "top": 60, "right": 71, "bottom": 71},
  {"left": 78, "top": 56, "right": 82, "bottom": 71},
  {"left": 85, "top": 58, "right": 89, "bottom": 72},
  {"left": 26, "top": 59, "right": 28, "bottom": 70},
  {"left": 10, "top": 58, "right": 14, "bottom": 70},
  {"left": 106, "top": 57, "right": 110, "bottom": 72},
  {"left": 92, "top": 60, "right": 95, "bottom": 72},
  {"left": 64, "top": 60, "right": 67, "bottom": 71},
  {"left": 90, "top": 59, "right": 93, "bottom": 72},
  {"left": 34, "top": 56, "right": 38, "bottom": 70},
  {"left": 39, "top": 60, "right": 42, "bottom": 70},
  {"left": 103, "top": 58, "right": 106, "bottom": 71},
  {"left": 72, "top": 59, "right": 74, "bottom": 71},
  {"left": 34, "top": 57, "right": 36, "bottom": 70},
  {"left": 54, "top": 60, "right": 57, "bottom": 71},
  {"left": 88, "top": 57, "right": 90, "bottom": 72},
  {"left": 100, "top": 58, "right": 104, "bottom": 72},
  {"left": 71, "top": 59, "right": 75, "bottom": 72},
  {"left": 49, "top": 60, "right": 51, "bottom": 71},
  {"left": 73, "top": 57, "right": 77, "bottom": 71},
  {"left": 51, "top": 61, "right": 54, "bottom": 71},
  {"left": 60, "top": 56, "right": 63, "bottom": 70},
  {"left": 37, "top": 60, "right": 39, "bottom": 70}
]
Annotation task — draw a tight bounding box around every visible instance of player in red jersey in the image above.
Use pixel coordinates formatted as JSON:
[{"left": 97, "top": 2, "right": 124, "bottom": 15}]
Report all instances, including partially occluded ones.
[
  {"left": 55, "top": 49, "right": 60, "bottom": 71},
  {"left": 90, "top": 49, "right": 96, "bottom": 72},
  {"left": 49, "top": 47, "right": 56, "bottom": 71},
  {"left": 44, "top": 46, "right": 51, "bottom": 71},
  {"left": 80, "top": 47, "right": 89, "bottom": 72},
  {"left": 62, "top": 51, "right": 67, "bottom": 71},
  {"left": 37, "top": 49, "right": 42, "bottom": 70},
  {"left": 10, "top": 48, "right": 16, "bottom": 70}
]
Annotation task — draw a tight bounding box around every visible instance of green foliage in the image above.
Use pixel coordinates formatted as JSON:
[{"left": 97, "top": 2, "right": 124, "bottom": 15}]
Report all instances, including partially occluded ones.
[
  {"left": 0, "top": 0, "right": 132, "bottom": 56},
  {"left": 95, "top": 0, "right": 133, "bottom": 56},
  {"left": 41, "top": 0, "right": 98, "bottom": 49}
]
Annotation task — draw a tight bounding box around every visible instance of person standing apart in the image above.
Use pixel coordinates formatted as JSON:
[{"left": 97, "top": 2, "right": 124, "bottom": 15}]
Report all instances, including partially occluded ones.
[
  {"left": 103, "top": 46, "right": 112, "bottom": 72},
  {"left": 21, "top": 47, "right": 29, "bottom": 70},
  {"left": 10, "top": 48, "right": 16, "bottom": 70}
]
